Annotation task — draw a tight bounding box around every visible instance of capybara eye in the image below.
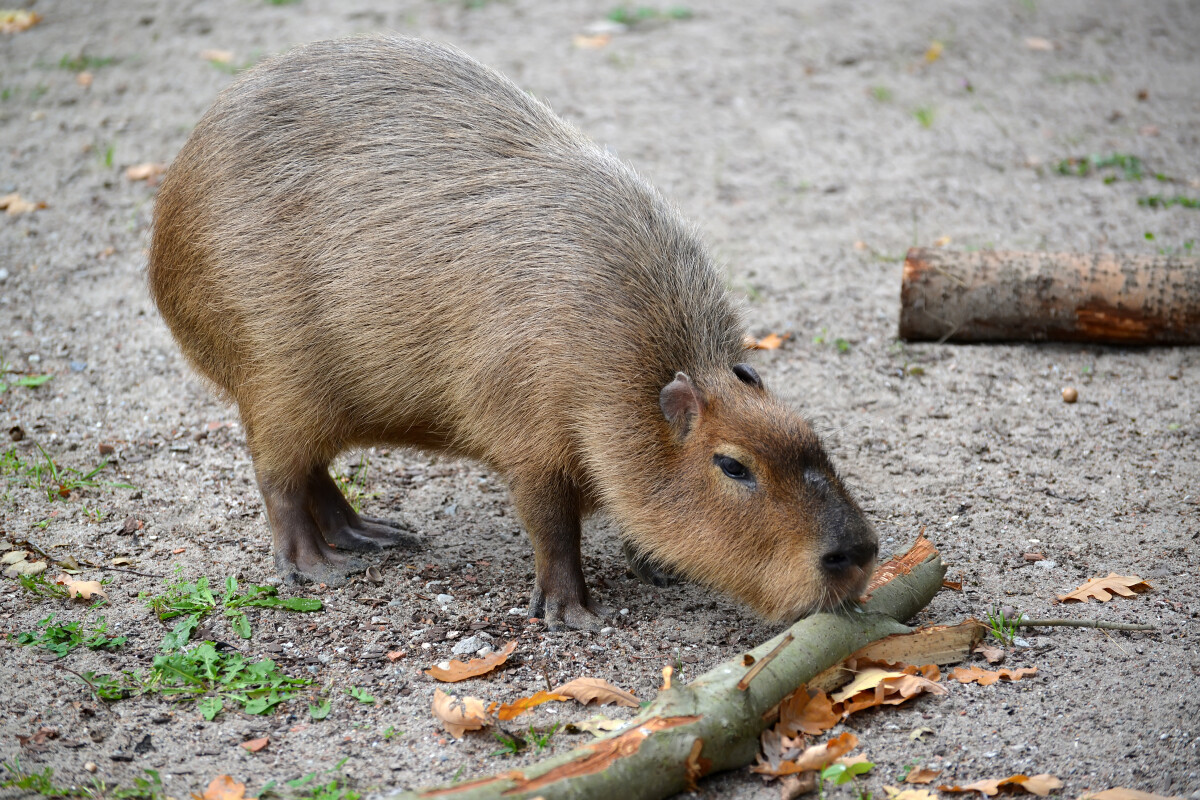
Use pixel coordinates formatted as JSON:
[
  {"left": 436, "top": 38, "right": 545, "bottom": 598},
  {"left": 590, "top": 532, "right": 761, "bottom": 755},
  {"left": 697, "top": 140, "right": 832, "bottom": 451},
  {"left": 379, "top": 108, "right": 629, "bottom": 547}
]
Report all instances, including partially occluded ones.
[
  {"left": 732, "top": 363, "right": 762, "bottom": 388},
  {"left": 714, "top": 454, "right": 753, "bottom": 485}
]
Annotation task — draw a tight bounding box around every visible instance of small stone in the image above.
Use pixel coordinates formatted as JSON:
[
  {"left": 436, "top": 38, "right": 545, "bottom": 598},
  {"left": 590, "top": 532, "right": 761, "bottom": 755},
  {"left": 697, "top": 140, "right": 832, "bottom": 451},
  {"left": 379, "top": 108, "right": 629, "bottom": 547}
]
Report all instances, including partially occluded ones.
[
  {"left": 69, "top": 361, "right": 88, "bottom": 373},
  {"left": 1062, "top": 386, "right": 1078, "bottom": 403},
  {"left": 476, "top": 646, "right": 493, "bottom": 658},
  {"left": 435, "top": 593, "right": 454, "bottom": 606},
  {"left": 452, "top": 635, "right": 483, "bottom": 655},
  {"left": 421, "top": 642, "right": 432, "bottom": 650},
  {"left": 84, "top": 762, "right": 97, "bottom": 773},
  {"left": 1035, "top": 559, "right": 1057, "bottom": 570},
  {"left": 98, "top": 442, "right": 116, "bottom": 456},
  {"left": 600, "top": 627, "right": 615, "bottom": 636},
  {"left": 508, "top": 608, "right": 524, "bottom": 616},
  {"left": 0, "top": 268, "right": 9, "bottom": 282},
  {"left": 446, "top": 630, "right": 461, "bottom": 640},
  {"left": 619, "top": 608, "right": 629, "bottom": 616}
]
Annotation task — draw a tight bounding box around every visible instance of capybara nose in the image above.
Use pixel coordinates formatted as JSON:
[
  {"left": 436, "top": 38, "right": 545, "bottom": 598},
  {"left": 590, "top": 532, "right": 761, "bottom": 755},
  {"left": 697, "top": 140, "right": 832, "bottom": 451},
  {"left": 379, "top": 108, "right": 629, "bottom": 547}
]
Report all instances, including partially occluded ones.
[{"left": 820, "top": 541, "right": 878, "bottom": 575}]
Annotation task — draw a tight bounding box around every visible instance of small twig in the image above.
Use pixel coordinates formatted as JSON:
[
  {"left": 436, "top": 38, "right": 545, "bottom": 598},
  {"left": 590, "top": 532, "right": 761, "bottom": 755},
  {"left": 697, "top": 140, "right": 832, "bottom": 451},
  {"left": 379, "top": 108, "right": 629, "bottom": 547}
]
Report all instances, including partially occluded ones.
[
  {"left": 54, "top": 663, "right": 108, "bottom": 707},
  {"left": 737, "top": 632, "right": 794, "bottom": 691},
  {"left": 91, "top": 564, "right": 164, "bottom": 579},
  {"left": 1018, "top": 618, "right": 1156, "bottom": 632}
]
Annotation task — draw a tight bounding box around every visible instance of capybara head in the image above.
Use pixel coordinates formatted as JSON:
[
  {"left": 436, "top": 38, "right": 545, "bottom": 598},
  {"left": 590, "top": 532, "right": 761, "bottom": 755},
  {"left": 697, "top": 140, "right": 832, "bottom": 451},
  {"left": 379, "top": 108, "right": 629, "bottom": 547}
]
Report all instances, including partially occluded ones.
[{"left": 620, "top": 364, "right": 878, "bottom": 620}]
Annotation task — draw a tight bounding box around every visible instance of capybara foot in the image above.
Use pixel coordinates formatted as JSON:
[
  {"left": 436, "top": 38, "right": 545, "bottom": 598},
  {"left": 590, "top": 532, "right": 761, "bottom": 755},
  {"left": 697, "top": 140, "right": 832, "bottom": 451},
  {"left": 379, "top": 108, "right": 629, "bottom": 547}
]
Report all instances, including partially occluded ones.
[
  {"left": 323, "top": 519, "right": 421, "bottom": 552},
  {"left": 275, "top": 549, "right": 368, "bottom": 587},
  {"left": 529, "top": 586, "right": 609, "bottom": 632},
  {"left": 622, "top": 541, "right": 679, "bottom": 588}
]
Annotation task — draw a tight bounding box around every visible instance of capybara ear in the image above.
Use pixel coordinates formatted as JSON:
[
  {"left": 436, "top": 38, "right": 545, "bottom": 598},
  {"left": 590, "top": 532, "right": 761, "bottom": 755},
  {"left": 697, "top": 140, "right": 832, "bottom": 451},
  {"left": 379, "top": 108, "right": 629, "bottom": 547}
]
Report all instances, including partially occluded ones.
[{"left": 660, "top": 372, "right": 704, "bottom": 435}]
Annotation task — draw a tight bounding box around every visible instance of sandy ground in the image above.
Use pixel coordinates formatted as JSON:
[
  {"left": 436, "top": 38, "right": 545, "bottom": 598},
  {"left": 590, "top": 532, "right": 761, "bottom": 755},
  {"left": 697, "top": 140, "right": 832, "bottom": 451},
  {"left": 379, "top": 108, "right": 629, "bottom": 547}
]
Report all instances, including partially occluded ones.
[{"left": 2, "top": 0, "right": 1198, "bottom": 798}]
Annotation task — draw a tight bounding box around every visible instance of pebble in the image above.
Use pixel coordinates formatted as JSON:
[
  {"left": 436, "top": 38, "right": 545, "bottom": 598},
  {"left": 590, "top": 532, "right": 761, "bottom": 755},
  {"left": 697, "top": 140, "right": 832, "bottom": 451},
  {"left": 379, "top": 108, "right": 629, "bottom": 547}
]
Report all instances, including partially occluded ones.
[
  {"left": 1061, "top": 386, "right": 1078, "bottom": 403},
  {"left": 1035, "top": 559, "right": 1056, "bottom": 570},
  {"left": 452, "top": 635, "right": 484, "bottom": 655},
  {"left": 600, "top": 627, "right": 615, "bottom": 636},
  {"left": 84, "top": 762, "right": 97, "bottom": 773},
  {"left": 0, "top": 268, "right": 8, "bottom": 282},
  {"left": 476, "top": 646, "right": 493, "bottom": 658},
  {"left": 69, "top": 360, "right": 88, "bottom": 372},
  {"left": 435, "top": 593, "right": 454, "bottom": 605},
  {"left": 508, "top": 608, "right": 524, "bottom": 616},
  {"left": 619, "top": 608, "right": 629, "bottom": 616}
]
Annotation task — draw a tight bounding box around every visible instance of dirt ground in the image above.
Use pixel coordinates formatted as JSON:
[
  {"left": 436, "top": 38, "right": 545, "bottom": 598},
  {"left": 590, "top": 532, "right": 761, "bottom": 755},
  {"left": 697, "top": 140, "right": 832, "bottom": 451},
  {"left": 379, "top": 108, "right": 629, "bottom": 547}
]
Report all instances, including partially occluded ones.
[{"left": 2, "top": 0, "right": 1198, "bottom": 798}]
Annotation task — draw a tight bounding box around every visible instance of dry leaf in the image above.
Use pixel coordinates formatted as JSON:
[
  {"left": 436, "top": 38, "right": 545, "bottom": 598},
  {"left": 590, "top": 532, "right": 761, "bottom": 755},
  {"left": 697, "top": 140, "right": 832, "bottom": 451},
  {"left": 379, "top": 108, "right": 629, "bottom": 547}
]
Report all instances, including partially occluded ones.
[
  {"left": 1025, "top": 37, "right": 1054, "bottom": 51},
  {"left": 1, "top": 193, "right": 46, "bottom": 215},
  {"left": 572, "top": 33, "right": 611, "bottom": 49},
  {"left": 906, "top": 767, "right": 942, "bottom": 784},
  {"left": 431, "top": 689, "right": 491, "bottom": 738},
  {"left": 833, "top": 662, "right": 946, "bottom": 717},
  {"left": 564, "top": 715, "right": 625, "bottom": 737},
  {"left": 553, "top": 677, "right": 640, "bottom": 708},
  {"left": 885, "top": 788, "right": 939, "bottom": 800},
  {"left": 1, "top": 550, "right": 28, "bottom": 565},
  {"left": 54, "top": 574, "right": 108, "bottom": 601},
  {"left": 939, "top": 774, "right": 1063, "bottom": 797},
  {"left": 202, "top": 775, "right": 247, "bottom": 800},
  {"left": 125, "top": 163, "right": 166, "bottom": 182},
  {"left": 495, "top": 690, "right": 569, "bottom": 721},
  {"left": 1057, "top": 573, "right": 1151, "bottom": 603},
  {"left": 4, "top": 559, "right": 47, "bottom": 578},
  {"left": 0, "top": 10, "right": 41, "bottom": 33},
  {"left": 974, "top": 642, "right": 1005, "bottom": 664},
  {"left": 925, "top": 41, "right": 943, "bottom": 62},
  {"left": 200, "top": 49, "right": 234, "bottom": 64},
  {"left": 240, "top": 737, "right": 268, "bottom": 753},
  {"left": 777, "top": 688, "right": 839, "bottom": 737},
  {"left": 950, "top": 666, "right": 1037, "bottom": 686},
  {"left": 1080, "top": 790, "right": 1183, "bottom": 800},
  {"left": 753, "top": 732, "right": 859, "bottom": 776},
  {"left": 934, "top": 235, "right": 952, "bottom": 247},
  {"left": 782, "top": 773, "right": 820, "bottom": 800},
  {"left": 753, "top": 332, "right": 790, "bottom": 350},
  {"left": 424, "top": 640, "right": 517, "bottom": 682}
]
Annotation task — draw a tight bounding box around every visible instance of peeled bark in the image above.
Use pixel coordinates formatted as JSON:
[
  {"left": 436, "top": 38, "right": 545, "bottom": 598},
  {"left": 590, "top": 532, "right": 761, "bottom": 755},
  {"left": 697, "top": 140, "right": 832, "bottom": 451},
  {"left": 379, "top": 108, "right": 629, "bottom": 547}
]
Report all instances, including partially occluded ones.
[
  {"left": 898, "top": 248, "right": 1200, "bottom": 344},
  {"left": 386, "top": 541, "right": 947, "bottom": 800}
]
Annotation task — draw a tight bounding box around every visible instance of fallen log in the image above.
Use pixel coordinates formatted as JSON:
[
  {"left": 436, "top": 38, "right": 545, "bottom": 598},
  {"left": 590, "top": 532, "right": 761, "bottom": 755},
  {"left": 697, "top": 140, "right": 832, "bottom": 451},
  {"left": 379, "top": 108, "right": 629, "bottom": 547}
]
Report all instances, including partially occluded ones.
[
  {"left": 386, "top": 538, "right": 947, "bottom": 800},
  {"left": 898, "top": 248, "right": 1200, "bottom": 344}
]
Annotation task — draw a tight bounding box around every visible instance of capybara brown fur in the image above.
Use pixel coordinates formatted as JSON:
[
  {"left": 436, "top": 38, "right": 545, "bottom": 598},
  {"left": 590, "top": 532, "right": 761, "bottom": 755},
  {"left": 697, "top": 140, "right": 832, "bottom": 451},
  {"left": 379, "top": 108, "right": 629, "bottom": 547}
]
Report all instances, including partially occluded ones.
[{"left": 148, "top": 35, "right": 877, "bottom": 630}]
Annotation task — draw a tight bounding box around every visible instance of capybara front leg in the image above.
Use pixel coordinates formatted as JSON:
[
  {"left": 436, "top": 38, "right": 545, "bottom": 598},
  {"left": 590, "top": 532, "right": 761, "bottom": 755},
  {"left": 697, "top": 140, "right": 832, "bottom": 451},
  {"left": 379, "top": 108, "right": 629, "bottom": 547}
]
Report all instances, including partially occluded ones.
[
  {"left": 513, "top": 473, "right": 607, "bottom": 631},
  {"left": 259, "top": 473, "right": 367, "bottom": 586}
]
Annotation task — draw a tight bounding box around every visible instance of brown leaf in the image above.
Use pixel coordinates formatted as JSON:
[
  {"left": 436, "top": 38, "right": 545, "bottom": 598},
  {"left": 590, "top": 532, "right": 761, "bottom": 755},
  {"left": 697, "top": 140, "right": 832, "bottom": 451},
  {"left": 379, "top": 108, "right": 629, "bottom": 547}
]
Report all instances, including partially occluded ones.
[
  {"left": 832, "top": 662, "right": 946, "bottom": 717},
  {"left": 240, "top": 737, "right": 268, "bottom": 753},
  {"left": 753, "top": 332, "right": 790, "bottom": 350},
  {"left": 939, "top": 774, "right": 1063, "bottom": 797},
  {"left": 683, "top": 738, "right": 711, "bottom": 792},
  {"left": 552, "top": 677, "right": 640, "bottom": 708},
  {"left": 424, "top": 640, "right": 517, "bottom": 682},
  {"left": 906, "top": 767, "right": 942, "bottom": 784},
  {"left": 0, "top": 193, "right": 46, "bottom": 215},
  {"left": 973, "top": 642, "right": 1006, "bottom": 664},
  {"left": 17, "top": 727, "right": 58, "bottom": 751},
  {"left": 431, "top": 689, "right": 491, "bottom": 738},
  {"left": 125, "top": 163, "right": 166, "bottom": 182},
  {"left": 1057, "top": 573, "right": 1151, "bottom": 603},
  {"left": 1080, "top": 790, "right": 1184, "bottom": 800},
  {"left": 781, "top": 773, "right": 819, "bottom": 800},
  {"left": 777, "top": 688, "right": 839, "bottom": 737},
  {"left": 753, "top": 732, "right": 859, "bottom": 776},
  {"left": 885, "top": 788, "right": 939, "bottom": 800},
  {"left": 202, "top": 775, "right": 247, "bottom": 800},
  {"left": 0, "top": 10, "right": 41, "bottom": 33},
  {"left": 494, "top": 690, "right": 570, "bottom": 721},
  {"left": 950, "top": 666, "right": 1038, "bottom": 686},
  {"left": 54, "top": 574, "right": 108, "bottom": 601}
]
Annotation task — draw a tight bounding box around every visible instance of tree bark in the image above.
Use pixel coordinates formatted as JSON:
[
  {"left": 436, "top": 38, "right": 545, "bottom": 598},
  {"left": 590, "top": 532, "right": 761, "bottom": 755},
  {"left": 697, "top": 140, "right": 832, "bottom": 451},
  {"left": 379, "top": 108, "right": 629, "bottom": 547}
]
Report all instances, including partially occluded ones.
[
  {"left": 898, "top": 248, "right": 1200, "bottom": 344},
  {"left": 386, "top": 542, "right": 947, "bottom": 800}
]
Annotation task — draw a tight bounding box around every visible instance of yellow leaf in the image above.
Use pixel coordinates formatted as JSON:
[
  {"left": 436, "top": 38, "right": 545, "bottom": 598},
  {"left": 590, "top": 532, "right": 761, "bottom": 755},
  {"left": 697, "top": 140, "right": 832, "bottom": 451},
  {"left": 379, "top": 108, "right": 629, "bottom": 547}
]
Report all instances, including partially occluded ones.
[
  {"left": 494, "top": 691, "right": 570, "bottom": 721},
  {"left": 0, "top": 193, "right": 46, "bottom": 215},
  {"left": 431, "top": 689, "right": 491, "bottom": 739},
  {"left": 925, "top": 40, "right": 944, "bottom": 62},
  {"left": 752, "top": 332, "right": 789, "bottom": 350},
  {"left": 552, "top": 677, "right": 640, "bottom": 708},
  {"left": 424, "top": 640, "right": 517, "bottom": 682},
  {"left": 0, "top": 10, "right": 41, "bottom": 33},
  {"left": 777, "top": 687, "right": 839, "bottom": 737},
  {"left": 1057, "top": 573, "right": 1151, "bottom": 603}
]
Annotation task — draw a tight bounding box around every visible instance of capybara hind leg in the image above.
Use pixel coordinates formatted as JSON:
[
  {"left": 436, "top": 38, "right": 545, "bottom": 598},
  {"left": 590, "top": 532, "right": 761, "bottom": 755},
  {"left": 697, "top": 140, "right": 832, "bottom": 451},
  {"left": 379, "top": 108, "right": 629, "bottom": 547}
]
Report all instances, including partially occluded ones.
[
  {"left": 307, "top": 467, "right": 420, "bottom": 552},
  {"left": 514, "top": 473, "right": 608, "bottom": 632},
  {"left": 260, "top": 475, "right": 367, "bottom": 586}
]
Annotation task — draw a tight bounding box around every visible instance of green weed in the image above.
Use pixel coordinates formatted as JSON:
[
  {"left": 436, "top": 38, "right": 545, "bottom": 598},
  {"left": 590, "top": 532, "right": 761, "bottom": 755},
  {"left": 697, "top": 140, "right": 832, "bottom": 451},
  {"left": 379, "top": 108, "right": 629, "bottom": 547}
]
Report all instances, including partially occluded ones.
[
  {"left": 1, "top": 758, "right": 165, "bottom": 799},
  {"left": 490, "top": 730, "right": 525, "bottom": 757},
  {"left": 1138, "top": 194, "right": 1199, "bottom": 210},
  {"left": 309, "top": 698, "right": 332, "bottom": 720},
  {"left": 870, "top": 86, "right": 893, "bottom": 102},
  {"left": 9, "top": 614, "right": 126, "bottom": 658},
  {"left": 260, "top": 761, "right": 360, "bottom": 800},
  {"left": 606, "top": 5, "right": 693, "bottom": 26},
  {"left": 143, "top": 570, "right": 321, "bottom": 648},
  {"left": 6, "top": 443, "right": 135, "bottom": 502},
  {"left": 58, "top": 54, "right": 115, "bottom": 72},
  {"left": 17, "top": 572, "right": 72, "bottom": 600},
  {"left": 820, "top": 760, "right": 874, "bottom": 800},
  {"left": 0, "top": 354, "right": 52, "bottom": 393},
  {"left": 331, "top": 457, "right": 376, "bottom": 514},
  {"left": 346, "top": 686, "right": 376, "bottom": 704},
  {"left": 986, "top": 605, "right": 1019, "bottom": 646},
  {"left": 527, "top": 722, "right": 560, "bottom": 752},
  {"left": 143, "top": 641, "right": 312, "bottom": 717},
  {"left": 1055, "top": 152, "right": 1171, "bottom": 183},
  {"left": 913, "top": 106, "right": 934, "bottom": 128}
]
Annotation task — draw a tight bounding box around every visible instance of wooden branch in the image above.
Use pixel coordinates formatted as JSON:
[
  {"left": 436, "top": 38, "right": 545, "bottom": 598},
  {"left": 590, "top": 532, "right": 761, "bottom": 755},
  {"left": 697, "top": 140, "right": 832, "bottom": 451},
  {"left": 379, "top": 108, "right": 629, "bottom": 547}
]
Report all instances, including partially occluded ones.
[
  {"left": 1017, "top": 618, "right": 1157, "bottom": 632},
  {"left": 386, "top": 542, "right": 947, "bottom": 800},
  {"left": 898, "top": 248, "right": 1200, "bottom": 344}
]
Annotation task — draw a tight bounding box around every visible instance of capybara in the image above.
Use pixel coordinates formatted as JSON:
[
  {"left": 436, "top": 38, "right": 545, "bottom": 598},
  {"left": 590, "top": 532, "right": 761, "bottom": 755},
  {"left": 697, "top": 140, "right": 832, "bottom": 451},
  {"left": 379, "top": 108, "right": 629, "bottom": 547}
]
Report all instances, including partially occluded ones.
[{"left": 148, "top": 35, "right": 878, "bottom": 630}]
